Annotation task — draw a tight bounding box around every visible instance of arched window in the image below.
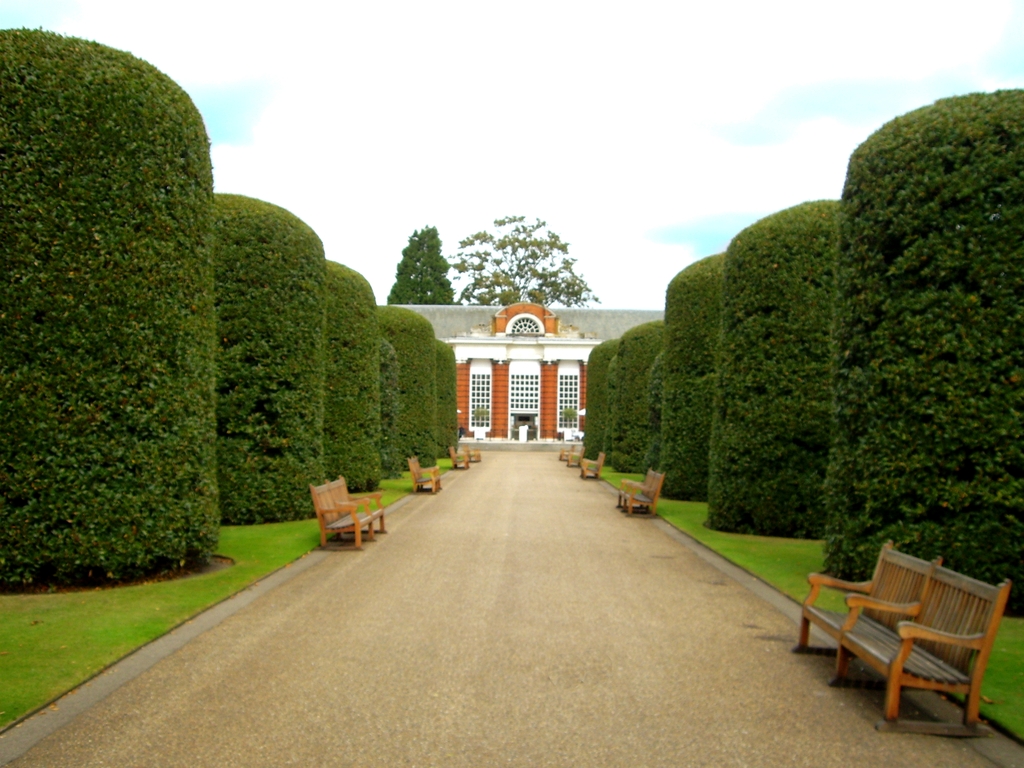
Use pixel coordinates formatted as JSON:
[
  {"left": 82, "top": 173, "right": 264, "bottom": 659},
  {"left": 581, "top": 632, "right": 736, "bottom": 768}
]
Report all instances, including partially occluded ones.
[{"left": 507, "top": 315, "right": 543, "bottom": 335}]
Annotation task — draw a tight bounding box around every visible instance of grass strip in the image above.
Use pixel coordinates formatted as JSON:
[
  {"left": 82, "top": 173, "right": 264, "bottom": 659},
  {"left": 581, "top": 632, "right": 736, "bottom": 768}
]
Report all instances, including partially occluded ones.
[
  {"left": 655, "top": 496, "right": 1023, "bottom": 740},
  {"left": 0, "top": 476, "right": 424, "bottom": 729}
]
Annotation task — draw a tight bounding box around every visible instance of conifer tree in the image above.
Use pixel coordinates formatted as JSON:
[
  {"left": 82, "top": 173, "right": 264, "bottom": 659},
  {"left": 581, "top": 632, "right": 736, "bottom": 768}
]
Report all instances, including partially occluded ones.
[{"left": 387, "top": 226, "right": 454, "bottom": 304}]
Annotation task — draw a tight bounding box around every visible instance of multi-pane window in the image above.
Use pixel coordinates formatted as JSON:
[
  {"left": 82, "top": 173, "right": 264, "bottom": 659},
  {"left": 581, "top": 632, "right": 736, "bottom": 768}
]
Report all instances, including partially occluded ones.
[
  {"left": 558, "top": 374, "right": 580, "bottom": 430},
  {"left": 509, "top": 373, "right": 540, "bottom": 412},
  {"left": 508, "top": 316, "right": 543, "bottom": 335},
  {"left": 470, "top": 373, "right": 491, "bottom": 428}
]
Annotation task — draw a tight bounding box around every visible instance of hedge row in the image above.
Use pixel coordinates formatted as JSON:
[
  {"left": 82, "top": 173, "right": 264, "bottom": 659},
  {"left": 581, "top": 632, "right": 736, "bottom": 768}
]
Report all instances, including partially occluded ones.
[
  {"left": 643, "top": 352, "right": 665, "bottom": 472},
  {"left": 0, "top": 31, "right": 220, "bottom": 585},
  {"left": 378, "top": 339, "right": 403, "bottom": 478},
  {"left": 583, "top": 339, "right": 619, "bottom": 460},
  {"left": 434, "top": 340, "right": 458, "bottom": 456},
  {"left": 659, "top": 254, "right": 724, "bottom": 501},
  {"left": 606, "top": 321, "right": 664, "bottom": 472},
  {"left": 324, "top": 262, "right": 382, "bottom": 492},
  {"left": 707, "top": 201, "right": 837, "bottom": 538},
  {"left": 825, "top": 91, "right": 1024, "bottom": 609},
  {"left": 377, "top": 306, "right": 439, "bottom": 463},
  {"left": 212, "top": 194, "right": 326, "bottom": 525}
]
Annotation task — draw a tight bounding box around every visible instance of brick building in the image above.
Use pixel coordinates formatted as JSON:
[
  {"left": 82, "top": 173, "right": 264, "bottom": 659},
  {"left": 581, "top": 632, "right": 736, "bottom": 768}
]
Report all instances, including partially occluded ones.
[{"left": 397, "top": 303, "right": 663, "bottom": 441}]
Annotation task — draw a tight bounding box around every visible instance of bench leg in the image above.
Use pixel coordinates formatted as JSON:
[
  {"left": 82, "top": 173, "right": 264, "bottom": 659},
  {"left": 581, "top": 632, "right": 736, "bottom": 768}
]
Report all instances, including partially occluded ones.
[
  {"left": 830, "top": 645, "right": 852, "bottom": 686},
  {"left": 353, "top": 523, "right": 362, "bottom": 550},
  {"left": 883, "top": 673, "right": 902, "bottom": 722},
  {"left": 377, "top": 514, "right": 387, "bottom": 535},
  {"left": 796, "top": 616, "right": 810, "bottom": 650}
]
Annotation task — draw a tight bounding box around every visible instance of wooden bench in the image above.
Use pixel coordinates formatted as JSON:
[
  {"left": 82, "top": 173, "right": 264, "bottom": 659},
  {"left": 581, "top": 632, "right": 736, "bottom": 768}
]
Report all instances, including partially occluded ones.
[
  {"left": 333, "top": 475, "right": 386, "bottom": 534},
  {"left": 794, "top": 542, "right": 940, "bottom": 657},
  {"left": 558, "top": 444, "right": 580, "bottom": 462},
  {"left": 580, "top": 451, "right": 605, "bottom": 480},
  {"left": 408, "top": 456, "right": 441, "bottom": 493},
  {"left": 448, "top": 445, "right": 471, "bottom": 469},
  {"left": 466, "top": 446, "right": 482, "bottom": 462},
  {"left": 617, "top": 469, "right": 665, "bottom": 515},
  {"left": 836, "top": 564, "right": 1012, "bottom": 734},
  {"left": 309, "top": 478, "right": 384, "bottom": 549},
  {"left": 566, "top": 446, "right": 583, "bottom": 467}
]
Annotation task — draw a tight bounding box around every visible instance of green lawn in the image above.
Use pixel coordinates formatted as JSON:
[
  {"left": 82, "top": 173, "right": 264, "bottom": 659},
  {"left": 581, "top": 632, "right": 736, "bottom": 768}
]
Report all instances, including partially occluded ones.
[
  {"left": 0, "top": 479, "right": 417, "bottom": 729},
  {"left": 654, "top": 495, "right": 1023, "bottom": 740}
]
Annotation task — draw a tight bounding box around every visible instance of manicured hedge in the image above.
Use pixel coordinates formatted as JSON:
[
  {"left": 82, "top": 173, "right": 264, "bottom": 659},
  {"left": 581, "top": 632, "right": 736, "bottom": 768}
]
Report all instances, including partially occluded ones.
[
  {"left": 643, "top": 352, "right": 665, "bottom": 472},
  {"left": 707, "top": 201, "right": 837, "bottom": 538},
  {"left": 377, "top": 306, "right": 438, "bottom": 463},
  {"left": 606, "top": 321, "right": 664, "bottom": 472},
  {"left": 378, "top": 339, "right": 403, "bottom": 478},
  {"left": 434, "top": 340, "right": 458, "bottom": 456},
  {"left": 603, "top": 355, "right": 620, "bottom": 455},
  {"left": 0, "top": 31, "right": 219, "bottom": 585},
  {"left": 659, "top": 254, "right": 724, "bottom": 502},
  {"left": 324, "top": 262, "right": 381, "bottom": 492},
  {"left": 825, "top": 91, "right": 1024, "bottom": 608},
  {"left": 582, "top": 339, "right": 619, "bottom": 460},
  {"left": 213, "top": 194, "right": 326, "bottom": 524}
]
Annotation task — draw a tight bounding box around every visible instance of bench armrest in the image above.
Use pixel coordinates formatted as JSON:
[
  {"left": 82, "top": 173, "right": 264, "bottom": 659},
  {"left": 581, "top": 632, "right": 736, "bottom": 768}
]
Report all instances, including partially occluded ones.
[
  {"left": 896, "top": 622, "right": 986, "bottom": 649},
  {"left": 348, "top": 492, "right": 383, "bottom": 510},
  {"left": 802, "top": 573, "right": 872, "bottom": 607},
  {"left": 620, "top": 480, "right": 643, "bottom": 492},
  {"left": 845, "top": 595, "right": 921, "bottom": 616}
]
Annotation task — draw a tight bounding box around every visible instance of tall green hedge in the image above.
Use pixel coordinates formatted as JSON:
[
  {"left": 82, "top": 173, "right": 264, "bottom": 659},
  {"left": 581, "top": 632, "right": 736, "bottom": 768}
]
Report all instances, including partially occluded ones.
[
  {"left": 582, "top": 339, "right": 619, "bottom": 460},
  {"left": 604, "top": 355, "right": 621, "bottom": 455},
  {"left": 606, "top": 321, "right": 664, "bottom": 472},
  {"left": 643, "top": 352, "right": 665, "bottom": 472},
  {"left": 213, "top": 194, "right": 326, "bottom": 524},
  {"left": 0, "top": 31, "right": 219, "bottom": 585},
  {"left": 825, "top": 91, "right": 1024, "bottom": 608},
  {"left": 434, "top": 340, "right": 458, "bottom": 456},
  {"left": 660, "top": 254, "right": 724, "bottom": 501},
  {"left": 377, "top": 306, "right": 438, "bottom": 462},
  {"left": 378, "top": 339, "right": 402, "bottom": 478},
  {"left": 707, "top": 201, "right": 837, "bottom": 538},
  {"left": 324, "top": 262, "right": 381, "bottom": 492}
]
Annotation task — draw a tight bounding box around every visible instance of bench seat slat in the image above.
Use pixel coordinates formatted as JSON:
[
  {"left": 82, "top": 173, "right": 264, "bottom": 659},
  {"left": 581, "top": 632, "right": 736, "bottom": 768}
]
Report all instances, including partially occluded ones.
[{"left": 843, "top": 615, "right": 971, "bottom": 686}]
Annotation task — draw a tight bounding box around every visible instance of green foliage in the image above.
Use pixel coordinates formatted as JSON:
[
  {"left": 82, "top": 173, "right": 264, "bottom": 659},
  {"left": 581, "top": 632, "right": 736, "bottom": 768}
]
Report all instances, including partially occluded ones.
[
  {"left": 324, "top": 262, "right": 381, "bottom": 492},
  {"left": 604, "top": 355, "right": 620, "bottom": 455},
  {"left": 451, "top": 216, "right": 598, "bottom": 306},
  {"left": 825, "top": 91, "right": 1024, "bottom": 610},
  {"left": 708, "top": 201, "right": 837, "bottom": 538},
  {"left": 582, "top": 339, "right": 619, "bottom": 460},
  {"left": 378, "top": 339, "right": 403, "bottom": 478},
  {"left": 387, "top": 226, "right": 454, "bottom": 305},
  {"left": 0, "top": 31, "right": 219, "bottom": 585},
  {"left": 660, "top": 254, "right": 724, "bottom": 501},
  {"left": 213, "top": 194, "right": 326, "bottom": 524},
  {"left": 434, "top": 340, "right": 458, "bottom": 457},
  {"left": 606, "top": 321, "right": 664, "bottom": 472},
  {"left": 377, "top": 306, "right": 438, "bottom": 462},
  {"left": 643, "top": 352, "right": 665, "bottom": 471}
]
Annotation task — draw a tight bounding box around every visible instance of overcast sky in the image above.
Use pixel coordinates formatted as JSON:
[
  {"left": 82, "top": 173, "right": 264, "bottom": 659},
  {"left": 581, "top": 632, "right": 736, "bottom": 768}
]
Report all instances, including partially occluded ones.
[{"left": 4, "top": 1, "right": 1024, "bottom": 308}]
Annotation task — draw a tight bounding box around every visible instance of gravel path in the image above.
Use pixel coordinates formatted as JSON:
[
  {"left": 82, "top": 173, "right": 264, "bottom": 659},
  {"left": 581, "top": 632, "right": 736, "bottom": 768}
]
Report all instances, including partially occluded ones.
[{"left": 12, "top": 453, "right": 991, "bottom": 767}]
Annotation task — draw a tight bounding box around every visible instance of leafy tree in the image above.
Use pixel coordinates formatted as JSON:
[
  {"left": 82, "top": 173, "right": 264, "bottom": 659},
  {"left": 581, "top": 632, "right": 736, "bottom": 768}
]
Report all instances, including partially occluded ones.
[
  {"left": 387, "top": 226, "right": 454, "bottom": 305},
  {"left": 450, "top": 216, "right": 598, "bottom": 306}
]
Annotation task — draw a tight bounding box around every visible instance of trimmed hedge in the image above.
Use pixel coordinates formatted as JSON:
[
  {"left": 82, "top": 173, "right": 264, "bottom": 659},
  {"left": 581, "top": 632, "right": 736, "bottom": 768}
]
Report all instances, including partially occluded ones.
[
  {"left": 825, "top": 91, "right": 1024, "bottom": 609},
  {"left": 660, "top": 254, "right": 724, "bottom": 501},
  {"left": 324, "top": 262, "right": 381, "bottom": 492},
  {"left": 378, "top": 339, "right": 402, "bottom": 478},
  {"left": 583, "top": 339, "right": 619, "bottom": 460},
  {"left": 606, "top": 321, "right": 664, "bottom": 472},
  {"left": 377, "top": 306, "right": 438, "bottom": 463},
  {"left": 604, "top": 355, "right": 620, "bottom": 456},
  {"left": 434, "top": 340, "right": 458, "bottom": 456},
  {"left": 643, "top": 352, "right": 665, "bottom": 472},
  {"left": 707, "top": 201, "right": 837, "bottom": 538},
  {"left": 213, "top": 194, "right": 326, "bottom": 524},
  {"left": 0, "top": 31, "right": 219, "bottom": 585}
]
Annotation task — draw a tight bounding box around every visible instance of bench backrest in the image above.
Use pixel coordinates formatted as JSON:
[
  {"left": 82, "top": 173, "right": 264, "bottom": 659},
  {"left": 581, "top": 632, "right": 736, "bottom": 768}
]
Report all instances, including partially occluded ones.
[
  {"left": 863, "top": 544, "right": 941, "bottom": 631},
  {"left": 915, "top": 567, "right": 1012, "bottom": 677},
  {"left": 310, "top": 481, "right": 351, "bottom": 525},
  {"left": 448, "top": 446, "right": 461, "bottom": 462},
  {"left": 329, "top": 476, "right": 353, "bottom": 506},
  {"left": 595, "top": 452, "right": 605, "bottom": 470},
  {"left": 644, "top": 470, "right": 665, "bottom": 500}
]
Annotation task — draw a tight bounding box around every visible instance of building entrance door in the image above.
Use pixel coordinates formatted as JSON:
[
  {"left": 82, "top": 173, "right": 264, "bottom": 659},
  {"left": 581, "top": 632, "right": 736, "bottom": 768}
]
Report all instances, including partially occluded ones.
[{"left": 510, "top": 413, "right": 538, "bottom": 441}]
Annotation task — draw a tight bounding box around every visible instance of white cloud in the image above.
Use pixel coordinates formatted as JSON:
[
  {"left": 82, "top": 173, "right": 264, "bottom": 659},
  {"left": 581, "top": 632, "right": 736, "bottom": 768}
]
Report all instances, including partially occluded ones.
[{"left": 3, "top": 0, "right": 1020, "bottom": 306}]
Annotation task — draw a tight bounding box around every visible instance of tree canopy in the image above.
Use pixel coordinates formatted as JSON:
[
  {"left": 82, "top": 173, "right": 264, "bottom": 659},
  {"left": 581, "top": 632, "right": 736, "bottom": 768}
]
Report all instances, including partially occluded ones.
[
  {"left": 450, "top": 216, "right": 598, "bottom": 306},
  {"left": 387, "top": 226, "right": 454, "bottom": 305}
]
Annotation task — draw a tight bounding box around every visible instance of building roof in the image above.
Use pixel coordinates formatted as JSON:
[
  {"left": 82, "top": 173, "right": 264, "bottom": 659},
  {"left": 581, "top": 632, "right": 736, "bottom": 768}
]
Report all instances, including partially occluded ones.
[{"left": 392, "top": 305, "right": 664, "bottom": 342}]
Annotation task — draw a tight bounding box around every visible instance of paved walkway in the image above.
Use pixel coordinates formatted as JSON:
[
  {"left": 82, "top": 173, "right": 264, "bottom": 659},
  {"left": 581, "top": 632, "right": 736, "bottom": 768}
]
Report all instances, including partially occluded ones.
[{"left": 12, "top": 454, "right": 991, "bottom": 766}]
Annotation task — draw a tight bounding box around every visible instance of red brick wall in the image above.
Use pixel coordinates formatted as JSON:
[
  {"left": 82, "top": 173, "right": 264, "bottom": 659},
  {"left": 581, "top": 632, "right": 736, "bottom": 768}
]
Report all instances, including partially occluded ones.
[
  {"left": 540, "top": 363, "right": 558, "bottom": 439},
  {"left": 579, "top": 362, "right": 587, "bottom": 434},
  {"left": 489, "top": 362, "right": 509, "bottom": 439},
  {"left": 456, "top": 363, "right": 470, "bottom": 433}
]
